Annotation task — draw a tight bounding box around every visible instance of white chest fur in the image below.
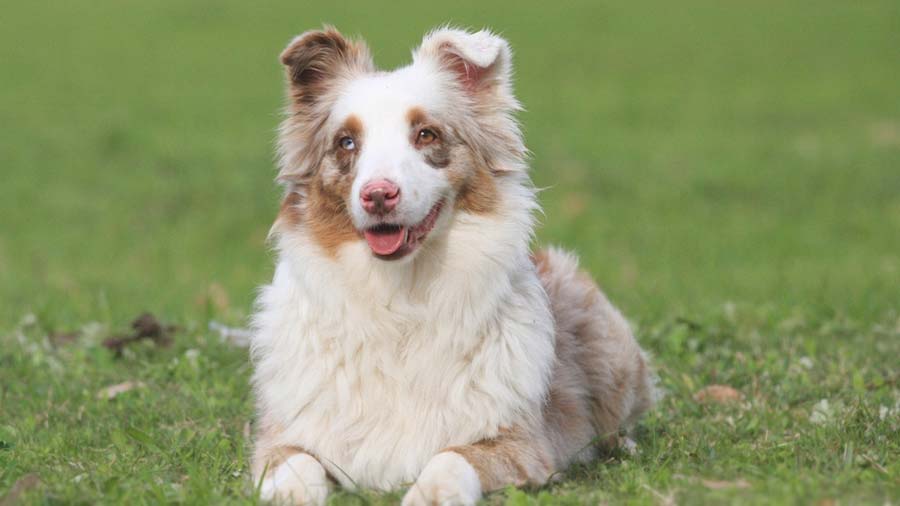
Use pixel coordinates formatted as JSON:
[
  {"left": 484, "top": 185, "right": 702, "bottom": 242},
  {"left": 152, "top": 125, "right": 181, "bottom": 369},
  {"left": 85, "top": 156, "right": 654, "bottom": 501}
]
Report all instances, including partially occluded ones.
[{"left": 250, "top": 208, "right": 555, "bottom": 489}]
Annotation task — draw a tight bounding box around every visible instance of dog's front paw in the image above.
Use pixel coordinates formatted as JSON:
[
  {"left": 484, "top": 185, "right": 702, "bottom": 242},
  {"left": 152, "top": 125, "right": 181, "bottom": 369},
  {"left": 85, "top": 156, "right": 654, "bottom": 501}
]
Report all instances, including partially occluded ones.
[
  {"left": 402, "top": 452, "right": 482, "bottom": 506},
  {"left": 259, "top": 453, "right": 330, "bottom": 505}
]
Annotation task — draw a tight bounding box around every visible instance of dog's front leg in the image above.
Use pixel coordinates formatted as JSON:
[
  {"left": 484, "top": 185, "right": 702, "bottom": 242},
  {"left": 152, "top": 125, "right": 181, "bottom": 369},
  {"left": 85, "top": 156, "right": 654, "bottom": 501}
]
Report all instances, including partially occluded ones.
[
  {"left": 252, "top": 426, "right": 331, "bottom": 506},
  {"left": 257, "top": 451, "right": 330, "bottom": 505},
  {"left": 402, "top": 429, "right": 554, "bottom": 506}
]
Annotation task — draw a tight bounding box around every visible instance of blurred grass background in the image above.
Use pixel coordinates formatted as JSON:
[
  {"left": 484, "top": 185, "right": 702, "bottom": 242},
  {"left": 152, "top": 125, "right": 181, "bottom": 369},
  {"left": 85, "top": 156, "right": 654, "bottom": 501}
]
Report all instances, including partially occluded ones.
[
  {"left": 1, "top": 1, "right": 899, "bottom": 504},
  {"left": 1, "top": 0, "right": 898, "bottom": 327}
]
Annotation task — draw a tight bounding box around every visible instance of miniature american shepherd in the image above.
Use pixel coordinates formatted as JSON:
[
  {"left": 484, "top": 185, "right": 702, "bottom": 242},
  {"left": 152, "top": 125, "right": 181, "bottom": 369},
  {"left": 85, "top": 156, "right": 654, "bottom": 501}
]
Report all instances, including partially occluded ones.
[{"left": 250, "top": 26, "right": 657, "bottom": 505}]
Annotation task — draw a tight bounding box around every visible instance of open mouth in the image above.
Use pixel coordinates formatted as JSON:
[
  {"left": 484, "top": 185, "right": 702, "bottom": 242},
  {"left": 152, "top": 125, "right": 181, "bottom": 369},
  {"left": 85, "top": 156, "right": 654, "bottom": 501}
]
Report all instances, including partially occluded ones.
[{"left": 362, "top": 200, "right": 444, "bottom": 260}]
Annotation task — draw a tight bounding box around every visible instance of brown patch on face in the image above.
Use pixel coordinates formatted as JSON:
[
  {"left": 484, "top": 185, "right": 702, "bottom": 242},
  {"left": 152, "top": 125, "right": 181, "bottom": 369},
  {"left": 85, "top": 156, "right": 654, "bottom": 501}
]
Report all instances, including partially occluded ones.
[
  {"left": 453, "top": 160, "right": 498, "bottom": 215},
  {"left": 407, "top": 107, "right": 450, "bottom": 169},
  {"left": 406, "top": 106, "right": 428, "bottom": 127},
  {"left": 297, "top": 114, "right": 363, "bottom": 257},
  {"left": 273, "top": 180, "right": 358, "bottom": 258},
  {"left": 303, "top": 175, "right": 358, "bottom": 257},
  {"left": 423, "top": 141, "right": 451, "bottom": 168},
  {"left": 340, "top": 115, "right": 363, "bottom": 139},
  {"left": 406, "top": 106, "right": 497, "bottom": 214},
  {"left": 334, "top": 114, "right": 363, "bottom": 172},
  {"left": 275, "top": 114, "right": 364, "bottom": 257}
]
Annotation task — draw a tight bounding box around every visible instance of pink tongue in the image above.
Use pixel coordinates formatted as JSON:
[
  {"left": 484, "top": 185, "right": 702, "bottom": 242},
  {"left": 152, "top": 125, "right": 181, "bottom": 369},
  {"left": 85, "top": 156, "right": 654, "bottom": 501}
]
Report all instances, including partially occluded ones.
[{"left": 364, "top": 227, "right": 407, "bottom": 255}]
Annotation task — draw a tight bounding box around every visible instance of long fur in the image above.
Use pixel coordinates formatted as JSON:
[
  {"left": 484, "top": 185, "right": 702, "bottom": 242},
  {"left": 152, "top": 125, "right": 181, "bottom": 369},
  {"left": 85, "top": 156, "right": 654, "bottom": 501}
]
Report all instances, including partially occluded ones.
[{"left": 250, "top": 26, "right": 657, "bottom": 505}]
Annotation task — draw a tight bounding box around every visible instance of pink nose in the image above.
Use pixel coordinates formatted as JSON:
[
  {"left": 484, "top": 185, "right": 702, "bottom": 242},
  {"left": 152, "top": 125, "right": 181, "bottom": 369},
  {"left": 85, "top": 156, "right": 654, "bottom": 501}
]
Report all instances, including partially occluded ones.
[{"left": 360, "top": 179, "right": 400, "bottom": 215}]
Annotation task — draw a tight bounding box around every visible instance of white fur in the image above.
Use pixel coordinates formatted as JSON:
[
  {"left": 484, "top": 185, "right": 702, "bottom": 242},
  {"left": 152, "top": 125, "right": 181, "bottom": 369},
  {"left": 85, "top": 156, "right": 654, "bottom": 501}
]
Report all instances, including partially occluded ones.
[
  {"left": 402, "top": 452, "right": 482, "bottom": 506},
  {"left": 252, "top": 27, "right": 556, "bottom": 496},
  {"left": 414, "top": 27, "right": 509, "bottom": 70},
  {"left": 338, "top": 67, "right": 451, "bottom": 231},
  {"left": 252, "top": 175, "right": 552, "bottom": 489},
  {"left": 260, "top": 454, "right": 330, "bottom": 505}
]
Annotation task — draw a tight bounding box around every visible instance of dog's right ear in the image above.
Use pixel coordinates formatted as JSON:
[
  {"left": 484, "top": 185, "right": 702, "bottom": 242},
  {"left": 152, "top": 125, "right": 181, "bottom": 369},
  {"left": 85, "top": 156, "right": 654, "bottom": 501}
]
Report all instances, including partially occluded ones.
[
  {"left": 276, "top": 28, "right": 372, "bottom": 184},
  {"left": 280, "top": 27, "right": 373, "bottom": 105}
]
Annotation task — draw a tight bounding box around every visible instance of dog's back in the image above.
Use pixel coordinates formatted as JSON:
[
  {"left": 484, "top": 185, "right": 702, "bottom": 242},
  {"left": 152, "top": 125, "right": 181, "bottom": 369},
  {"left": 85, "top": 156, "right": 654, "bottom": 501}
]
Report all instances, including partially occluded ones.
[{"left": 536, "top": 248, "right": 657, "bottom": 466}]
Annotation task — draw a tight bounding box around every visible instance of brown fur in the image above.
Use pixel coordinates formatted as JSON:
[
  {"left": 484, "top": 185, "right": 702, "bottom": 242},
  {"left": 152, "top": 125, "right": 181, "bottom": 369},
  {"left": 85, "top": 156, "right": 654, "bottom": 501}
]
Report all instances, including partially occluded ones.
[
  {"left": 301, "top": 115, "right": 361, "bottom": 255},
  {"left": 304, "top": 179, "right": 359, "bottom": 257},
  {"left": 277, "top": 27, "right": 374, "bottom": 184},
  {"left": 276, "top": 190, "right": 303, "bottom": 229},
  {"left": 406, "top": 107, "right": 450, "bottom": 168},
  {"left": 453, "top": 161, "right": 498, "bottom": 215},
  {"left": 280, "top": 28, "right": 374, "bottom": 106},
  {"left": 273, "top": 29, "right": 373, "bottom": 259},
  {"left": 275, "top": 112, "right": 362, "bottom": 256},
  {"left": 274, "top": 173, "right": 358, "bottom": 257},
  {"left": 409, "top": 106, "right": 500, "bottom": 215},
  {"left": 334, "top": 114, "right": 364, "bottom": 173},
  {"left": 405, "top": 107, "right": 429, "bottom": 133},
  {"left": 424, "top": 144, "right": 452, "bottom": 169},
  {"left": 446, "top": 248, "right": 656, "bottom": 493},
  {"left": 445, "top": 427, "right": 553, "bottom": 490},
  {"left": 538, "top": 248, "right": 656, "bottom": 447},
  {"left": 251, "top": 421, "right": 307, "bottom": 479}
]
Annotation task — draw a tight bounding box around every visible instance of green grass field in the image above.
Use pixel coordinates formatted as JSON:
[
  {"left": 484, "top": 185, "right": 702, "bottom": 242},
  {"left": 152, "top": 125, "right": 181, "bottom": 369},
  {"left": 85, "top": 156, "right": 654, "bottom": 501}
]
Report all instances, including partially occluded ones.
[{"left": 2, "top": 0, "right": 899, "bottom": 504}]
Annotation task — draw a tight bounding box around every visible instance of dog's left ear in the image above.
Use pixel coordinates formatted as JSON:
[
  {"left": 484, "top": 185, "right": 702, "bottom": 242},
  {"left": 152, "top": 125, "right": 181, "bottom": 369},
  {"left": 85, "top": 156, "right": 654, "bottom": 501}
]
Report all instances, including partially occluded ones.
[
  {"left": 414, "top": 28, "right": 525, "bottom": 173},
  {"left": 413, "top": 28, "right": 514, "bottom": 99}
]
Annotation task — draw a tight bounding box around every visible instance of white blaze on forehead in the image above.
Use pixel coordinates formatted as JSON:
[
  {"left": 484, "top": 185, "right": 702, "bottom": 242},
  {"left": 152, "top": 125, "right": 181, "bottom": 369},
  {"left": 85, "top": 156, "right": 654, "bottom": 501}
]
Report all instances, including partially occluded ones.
[
  {"left": 334, "top": 64, "right": 455, "bottom": 231},
  {"left": 331, "top": 65, "right": 448, "bottom": 131}
]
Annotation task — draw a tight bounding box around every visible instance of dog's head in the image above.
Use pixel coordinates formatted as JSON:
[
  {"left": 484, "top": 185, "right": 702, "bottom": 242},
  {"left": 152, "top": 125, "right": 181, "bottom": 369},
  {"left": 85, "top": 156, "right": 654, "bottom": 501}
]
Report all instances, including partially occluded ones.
[{"left": 275, "top": 27, "right": 526, "bottom": 261}]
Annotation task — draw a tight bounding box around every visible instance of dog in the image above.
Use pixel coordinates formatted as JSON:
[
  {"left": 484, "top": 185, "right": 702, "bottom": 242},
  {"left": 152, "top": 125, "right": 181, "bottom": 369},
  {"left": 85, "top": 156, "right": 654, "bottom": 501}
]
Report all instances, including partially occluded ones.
[{"left": 249, "top": 26, "right": 657, "bottom": 505}]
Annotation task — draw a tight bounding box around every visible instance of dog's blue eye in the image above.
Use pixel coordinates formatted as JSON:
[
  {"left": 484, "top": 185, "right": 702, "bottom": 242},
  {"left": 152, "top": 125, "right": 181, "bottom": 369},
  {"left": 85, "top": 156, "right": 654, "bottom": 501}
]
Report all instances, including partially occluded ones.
[{"left": 339, "top": 136, "right": 356, "bottom": 151}]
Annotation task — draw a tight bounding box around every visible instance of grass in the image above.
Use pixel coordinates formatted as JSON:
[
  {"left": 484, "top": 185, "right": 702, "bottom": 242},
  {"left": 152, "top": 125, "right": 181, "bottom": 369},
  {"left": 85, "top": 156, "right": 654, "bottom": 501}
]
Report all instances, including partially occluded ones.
[{"left": 1, "top": 0, "right": 898, "bottom": 504}]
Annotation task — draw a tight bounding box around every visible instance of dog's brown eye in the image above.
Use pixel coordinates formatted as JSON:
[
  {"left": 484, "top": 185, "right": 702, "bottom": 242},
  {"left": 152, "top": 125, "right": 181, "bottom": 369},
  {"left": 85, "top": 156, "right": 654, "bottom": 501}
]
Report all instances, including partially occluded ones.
[
  {"left": 339, "top": 136, "right": 356, "bottom": 151},
  {"left": 417, "top": 128, "right": 437, "bottom": 146}
]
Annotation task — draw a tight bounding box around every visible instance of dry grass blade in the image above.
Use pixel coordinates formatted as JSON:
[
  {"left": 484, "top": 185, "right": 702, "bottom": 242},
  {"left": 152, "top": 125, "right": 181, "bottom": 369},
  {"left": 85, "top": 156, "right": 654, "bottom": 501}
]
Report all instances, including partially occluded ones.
[
  {"left": 96, "top": 381, "right": 145, "bottom": 400},
  {"left": 693, "top": 385, "right": 744, "bottom": 404}
]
